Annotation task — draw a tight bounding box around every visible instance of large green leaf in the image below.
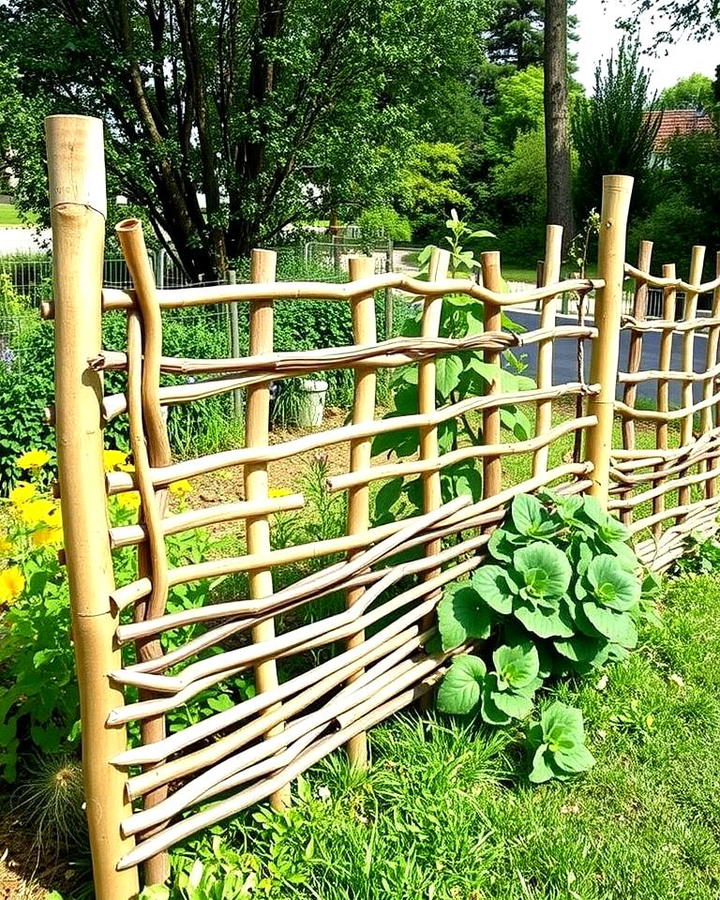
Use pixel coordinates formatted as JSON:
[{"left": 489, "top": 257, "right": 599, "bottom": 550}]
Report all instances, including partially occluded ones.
[
  {"left": 553, "top": 633, "right": 608, "bottom": 664},
  {"left": 441, "top": 461, "right": 482, "bottom": 502},
  {"left": 554, "top": 742, "right": 596, "bottom": 774},
  {"left": 514, "top": 542, "right": 572, "bottom": 599},
  {"left": 491, "top": 686, "right": 534, "bottom": 720},
  {"left": 605, "top": 539, "right": 640, "bottom": 573},
  {"left": 472, "top": 565, "right": 515, "bottom": 615},
  {"left": 492, "top": 642, "right": 539, "bottom": 689},
  {"left": 436, "top": 655, "right": 486, "bottom": 715},
  {"left": 511, "top": 494, "right": 544, "bottom": 536},
  {"left": 529, "top": 744, "right": 557, "bottom": 783},
  {"left": 586, "top": 555, "right": 641, "bottom": 611},
  {"left": 480, "top": 681, "right": 511, "bottom": 725},
  {"left": 437, "top": 583, "right": 492, "bottom": 651},
  {"left": 487, "top": 526, "right": 525, "bottom": 563},
  {"left": 541, "top": 701, "right": 585, "bottom": 746},
  {"left": 500, "top": 405, "right": 533, "bottom": 440},
  {"left": 371, "top": 425, "right": 418, "bottom": 459},
  {"left": 373, "top": 477, "right": 403, "bottom": 524},
  {"left": 436, "top": 355, "right": 464, "bottom": 397},
  {"left": 581, "top": 603, "right": 638, "bottom": 647},
  {"left": 598, "top": 514, "right": 630, "bottom": 544},
  {"left": 515, "top": 602, "right": 575, "bottom": 639}
]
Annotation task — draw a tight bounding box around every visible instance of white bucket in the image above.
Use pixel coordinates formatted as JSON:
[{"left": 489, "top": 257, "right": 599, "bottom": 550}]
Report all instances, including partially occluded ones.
[{"left": 298, "top": 379, "right": 328, "bottom": 427}]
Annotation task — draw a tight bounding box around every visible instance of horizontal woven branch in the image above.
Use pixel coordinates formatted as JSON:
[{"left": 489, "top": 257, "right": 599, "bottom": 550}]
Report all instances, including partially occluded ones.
[
  {"left": 615, "top": 383, "right": 720, "bottom": 421},
  {"left": 624, "top": 262, "right": 720, "bottom": 296},
  {"left": 109, "top": 494, "right": 304, "bottom": 549},
  {"left": 81, "top": 272, "right": 602, "bottom": 312},
  {"left": 116, "top": 673, "right": 440, "bottom": 871},
  {"left": 110, "top": 461, "right": 592, "bottom": 615},
  {"left": 621, "top": 315, "right": 720, "bottom": 333},
  {"left": 100, "top": 325, "right": 597, "bottom": 422},
  {"left": 106, "top": 384, "right": 597, "bottom": 497}
]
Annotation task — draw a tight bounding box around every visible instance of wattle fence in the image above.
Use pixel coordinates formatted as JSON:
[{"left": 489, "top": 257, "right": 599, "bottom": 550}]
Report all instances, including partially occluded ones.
[{"left": 45, "top": 115, "right": 720, "bottom": 898}]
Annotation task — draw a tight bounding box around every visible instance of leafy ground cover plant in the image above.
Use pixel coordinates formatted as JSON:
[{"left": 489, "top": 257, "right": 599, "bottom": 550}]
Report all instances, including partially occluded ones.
[{"left": 436, "top": 490, "right": 659, "bottom": 781}]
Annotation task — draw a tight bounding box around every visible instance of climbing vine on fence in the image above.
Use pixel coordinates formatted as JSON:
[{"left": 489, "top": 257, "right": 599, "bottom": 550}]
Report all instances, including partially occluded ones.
[{"left": 371, "top": 214, "right": 534, "bottom": 523}]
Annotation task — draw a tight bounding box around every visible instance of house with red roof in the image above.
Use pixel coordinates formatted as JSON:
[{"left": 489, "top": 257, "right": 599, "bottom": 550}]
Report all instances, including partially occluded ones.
[{"left": 651, "top": 108, "right": 714, "bottom": 153}]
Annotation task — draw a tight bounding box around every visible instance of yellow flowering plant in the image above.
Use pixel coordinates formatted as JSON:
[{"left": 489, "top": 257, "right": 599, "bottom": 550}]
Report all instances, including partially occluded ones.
[
  {"left": 0, "top": 454, "right": 72, "bottom": 781},
  {"left": 0, "top": 447, "right": 138, "bottom": 780},
  {"left": 0, "top": 447, "right": 219, "bottom": 780}
]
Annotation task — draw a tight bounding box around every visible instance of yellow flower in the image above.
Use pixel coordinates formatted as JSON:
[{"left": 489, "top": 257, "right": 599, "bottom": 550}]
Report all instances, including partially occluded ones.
[
  {"left": 0, "top": 566, "right": 25, "bottom": 604},
  {"left": 17, "top": 498, "right": 58, "bottom": 527},
  {"left": 10, "top": 482, "right": 36, "bottom": 506},
  {"left": 116, "top": 491, "right": 141, "bottom": 510},
  {"left": 0, "top": 532, "right": 12, "bottom": 555},
  {"left": 16, "top": 449, "right": 51, "bottom": 470},
  {"left": 31, "top": 527, "right": 63, "bottom": 548},
  {"left": 268, "top": 487, "right": 293, "bottom": 498},
  {"left": 103, "top": 449, "right": 129, "bottom": 471},
  {"left": 169, "top": 479, "right": 193, "bottom": 498}
]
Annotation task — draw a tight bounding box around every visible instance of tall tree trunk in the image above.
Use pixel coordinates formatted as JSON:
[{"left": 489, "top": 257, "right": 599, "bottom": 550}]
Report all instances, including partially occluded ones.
[{"left": 544, "top": 0, "right": 574, "bottom": 253}]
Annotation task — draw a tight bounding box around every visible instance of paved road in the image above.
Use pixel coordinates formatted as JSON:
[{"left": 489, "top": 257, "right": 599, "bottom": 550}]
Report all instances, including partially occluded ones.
[{"left": 505, "top": 309, "right": 713, "bottom": 408}]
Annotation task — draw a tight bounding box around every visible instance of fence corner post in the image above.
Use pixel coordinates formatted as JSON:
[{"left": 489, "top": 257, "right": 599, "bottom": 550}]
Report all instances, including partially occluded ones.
[
  {"left": 586, "top": 174, "right": 634, "bottom": 507},
  {"left": 46, "top": 114, "right": 139, "bottom": 900}
]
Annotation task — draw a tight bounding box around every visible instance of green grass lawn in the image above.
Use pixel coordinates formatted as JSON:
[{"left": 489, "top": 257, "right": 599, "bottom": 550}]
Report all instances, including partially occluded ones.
[
  {"left": 0, "top": 203, "right": 35, "bottom": 226},
  {"left": 167, "top": 570, "right": 720, "bottom": 899}
]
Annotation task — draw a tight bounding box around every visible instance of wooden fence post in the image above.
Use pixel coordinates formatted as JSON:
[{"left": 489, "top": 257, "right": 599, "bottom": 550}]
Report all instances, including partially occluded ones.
[
  {"left": 586, "top": 174, "right": 634, "bottom": 506},
  {"left": 480, "top": 251, "right": 503, "bottom": 501},
  {"left": 345, "top": 254, "right": 377, "bottom": 768},
  {"left": 244, "top": 248, "right": 290, "bottom": 808},
  {"left": 46, "top": 114, "right": 139, "bottom": 899}
]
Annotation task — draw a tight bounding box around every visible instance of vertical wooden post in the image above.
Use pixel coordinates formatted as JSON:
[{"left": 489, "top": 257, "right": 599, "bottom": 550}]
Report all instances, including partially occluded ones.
[
  {"left": 532, "top": 225, "right": 563, "bottom": 477},
  {"left": 243, "top": 249, "right": 289, "bottom": 808},
  {"left": 586, "top": 175, "right": 634, "bottom": 506},
  {"left": 345, "top": 255, "right": 377, "bottom": 769},
  {"left": 620, "top": 240, "right": 653, "bottom": 527},
  {"left": 703, "top": 252, "right": 720, "bottom": 501},
  {"left": 677, "top": 246, "right": 706, "bottom": 514},
  {"left": 228, "top": 269, "right": 242, "bottom": 418},
  {"left": 480, "top": 251, "right": 504, "bottom": 500},
  {"left": 417, "top": 248, "right": 450, "bottom": 634},
  {"left": 385, "top": 242, "right": 394, "bottom": 339},
  {"left": 653, "top": 263, "right": 677, "bottom": 538},
  {"left": 116, "top": 219, "right": 172, "bottom": 888},
  {"left": 46, "top": 115, "right": 139, "bottom": 899}
]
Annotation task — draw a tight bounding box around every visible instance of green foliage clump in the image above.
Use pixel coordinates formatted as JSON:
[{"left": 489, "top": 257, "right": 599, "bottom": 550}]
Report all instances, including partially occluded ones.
[
  {"left": 659, "top": 73, "right": 715, "bottom": 111},
  {"left": 526, "top": 701, "right": 596, "bottom": 783},
  {"left": 573, "top": 39, "right": 660, "bottom": 214},
  {"left": 436, "top": 491, "right": 660, "bottom": 781},
  {"left": 397, "top": 142, "right": 471, "bottom": 242},
  {"left": 628, "top": 197, "right": 709, "bottom": 283},
  {"left": 357, "top": 206, "right": 412, "bottom": 243}
]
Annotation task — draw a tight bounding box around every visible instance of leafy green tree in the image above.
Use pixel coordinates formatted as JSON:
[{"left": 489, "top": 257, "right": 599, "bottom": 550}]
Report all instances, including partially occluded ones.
[
  {"left": 573, "top": 40, "right": 660, "bottom": 214},
  {"left": 659, "top": 74, "right": 715, "bottom": 111},
  {"left": 0, "top": 0, "right": 491, "bottom": 279},
  {"left": 486, "top": 0, "right": 545, "bottom": 70},
  {"left": 396, "top": 143, "right": 471, "bottom": 240},
  {"left": 492, "top": 127, "right": 547, "bottom": 220},
  {"left": 487, "top": 65, "right": 546, "bottom": 153}
]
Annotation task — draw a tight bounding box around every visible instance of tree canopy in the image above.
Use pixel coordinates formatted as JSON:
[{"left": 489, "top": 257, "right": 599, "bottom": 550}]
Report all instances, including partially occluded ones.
[
  {"left": 0, "top": 0, "right": 491, "bottom": 278},
  {"left": 619, "top": 1, "right": 720, "bottom": 43},
  {"left": 659, "top": 74, "right": 715, "bottom": 111}
]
